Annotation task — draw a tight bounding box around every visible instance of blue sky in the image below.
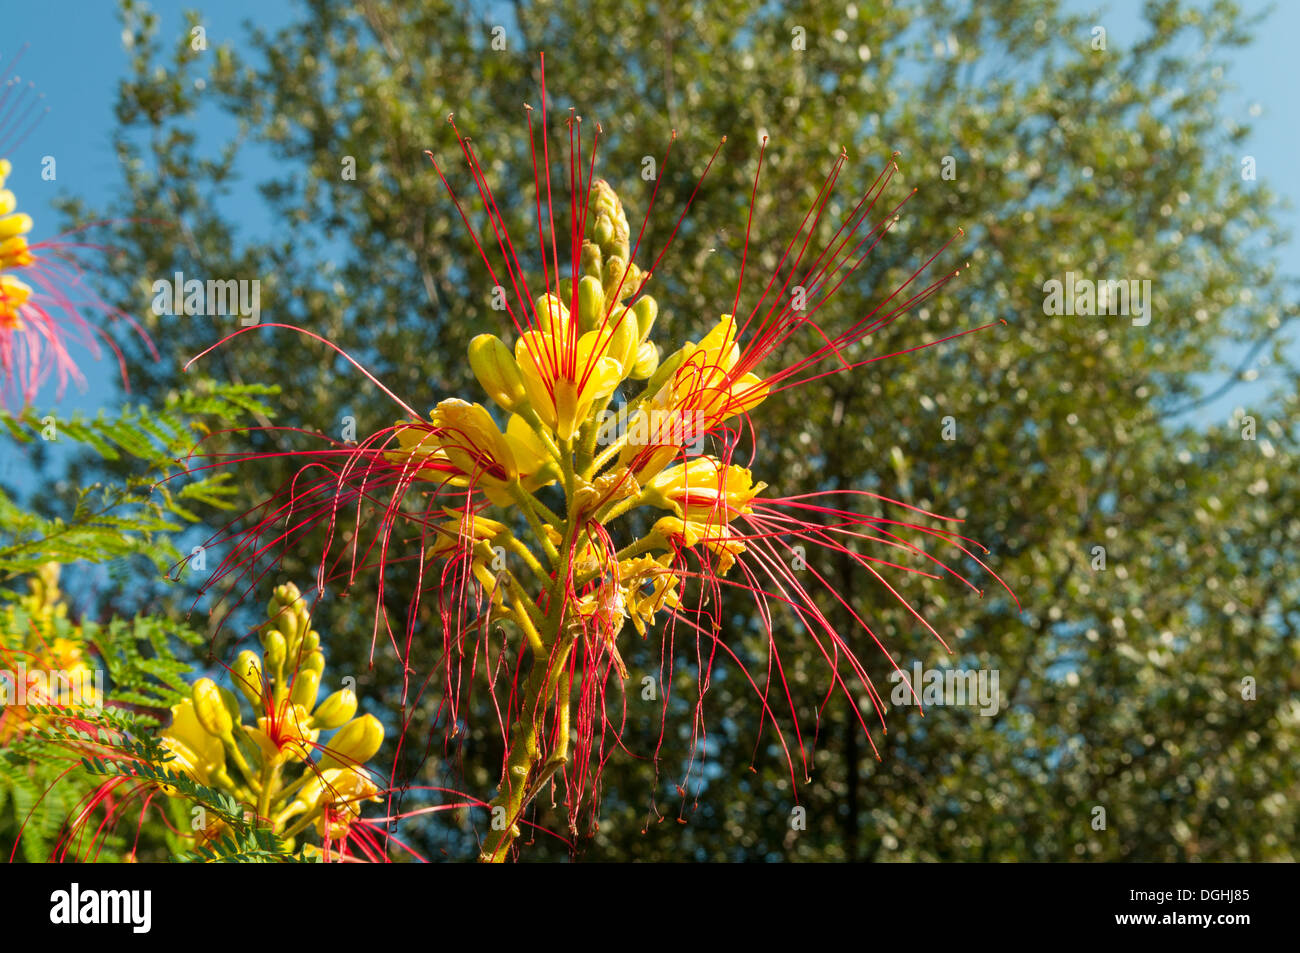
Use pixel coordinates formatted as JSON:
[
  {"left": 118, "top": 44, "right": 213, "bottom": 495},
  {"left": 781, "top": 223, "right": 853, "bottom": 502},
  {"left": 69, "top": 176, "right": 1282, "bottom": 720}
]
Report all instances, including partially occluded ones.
[{"left": 3, "top": 0, "right": 1296, "bottom": 424}]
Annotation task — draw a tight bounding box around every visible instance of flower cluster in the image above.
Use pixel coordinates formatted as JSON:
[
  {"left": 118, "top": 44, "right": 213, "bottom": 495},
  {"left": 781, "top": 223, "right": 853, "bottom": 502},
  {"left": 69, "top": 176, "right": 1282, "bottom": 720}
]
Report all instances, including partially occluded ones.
[
  {"left": 191, "top": 75, "right": 1010, "bottom": 861},
  {"left": 0, "top": 143, "right": 155, "bottom": 404},
  {"left": 0, "top": 563, "right": 101, "bottom": 743},
  {"left": 387, "top": 181, "right": 767, "bottom": 658},
  {"left": 159, "top": 583, "right": 385, "bottom": 853},
  {"left": 0, "top": 158, "right": 35, "bottom": 330}
]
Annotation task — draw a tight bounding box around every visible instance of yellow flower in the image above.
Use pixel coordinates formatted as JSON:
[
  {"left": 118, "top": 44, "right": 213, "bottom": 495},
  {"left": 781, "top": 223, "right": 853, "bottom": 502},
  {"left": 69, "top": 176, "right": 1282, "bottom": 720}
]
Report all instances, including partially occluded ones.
[
  {"left": 160, "top": 699, "right": 227, "bottom": 787},
  {"left": 0, "top": 274, "right": 31, "bottom": 329},
  {"left": 427, "top": 507, "right": 508, "bottom": 560},
  {"left": 252, "top": 702, "right": 319, "bottom": 762},
  {"left": 657, "top": 315, "right": 769, "bottom": 422},
  {"left": 646, "top": 456, "right": 766, "bottom": 523},
  {"left": 297, "top": 766, "right": 382, "bottom": 839},
  {"left": 651, "top": 516, "right": 747, "bottom": 576},
  {"left": 430, "top": 398, "right": 517, "bottom": 485},
  {"left": 515, "top": 328, "right": 622, "bottom": 441},
  {"left": 505, "top": 414, "right": 559, "bottom": 489}
]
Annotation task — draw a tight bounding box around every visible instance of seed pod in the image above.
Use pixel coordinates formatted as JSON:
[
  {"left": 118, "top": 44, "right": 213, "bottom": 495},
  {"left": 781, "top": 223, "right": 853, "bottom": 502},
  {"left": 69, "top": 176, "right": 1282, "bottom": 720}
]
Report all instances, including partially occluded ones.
[{"left": 320, "top": 714, "right": 385, "bottom": 769}]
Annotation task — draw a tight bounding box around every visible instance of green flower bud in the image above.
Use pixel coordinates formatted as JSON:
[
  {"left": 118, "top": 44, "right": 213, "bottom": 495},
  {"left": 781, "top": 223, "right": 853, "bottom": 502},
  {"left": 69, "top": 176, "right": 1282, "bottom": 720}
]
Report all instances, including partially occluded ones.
[
  {"left": 311, "top": 688, "right": 357, "bottom": 730},
  {"left": 469, "top": 334, "right": 529, "bottom": 413},
  {"left": 290, "top": 668, "right": 321, "bottom": 710},
  {"left": 577, "top": 275, "right": 606, "bottom": 332},
  {"left": 587, "top": 180, "right": 630, "bottom": 262},
  {"left": 301, "top": 629, "right": 320, "bottom": 654},
  {"left": 233, "top": 650, "right": 263, "bottom": 707},
  {"left": 262, "top": 629, "right": 287, "bottom": 676},
  {"left": 642, "top": 345, "right": 687, "bottom": 399},
  {"left": 630, "top": 341, "right": 660, "bottom": 380},
  {"left": 273, "top": 582, "right": 302, "bottom": 609},
  {"left": 302, "top": 650, "right": 326, "bottom": 676},
  {"left": 602, "top": 257, "right": 644, "bottom": 304},
  {"left": 193, "top": 678, "right": 234, "bottom": 738},
  {"left": 320, "top": 714, "right": 384, "bottom": 769},
  {"left": 534, "top": 293, "right": 569, "bottom": 337},
  {"left": 632, "top": 295, "right": 659, "bottom": 341},
  {"left": 580, "top": 241, "right": 602, "bottom": 278}
]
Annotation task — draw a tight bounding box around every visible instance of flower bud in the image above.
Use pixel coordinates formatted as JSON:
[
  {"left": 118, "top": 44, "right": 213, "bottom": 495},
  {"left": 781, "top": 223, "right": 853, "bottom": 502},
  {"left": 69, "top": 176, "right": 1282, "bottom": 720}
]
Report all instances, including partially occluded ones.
[
  {"left": 580, "top": 240, "right": 602, "bottom": 278},
  {"left": 290, "top": 668, "right": 321, "bottom": 710},
  {"left": 605, "top": 308, "right": 639, "bottom": 372},
  {"left": 577, "top": 275, "right": 606, "bottom": 332},
  {"left": 262, "top": 628, "right": 287, "bottom": 675},
  {"left": 273, "top": 582, "right": 302, "bottom": 609},
  {"left": 0, "top": 212, "right": 33, "bottom": 241},
  {"left": 602, "top": 256, "right": 641, "bottom": 304},
  {"left": 302, "top": 650, "right": 326, "bottom": 676},
  {"left": 632, "top": 295, "right": 659, "bottom": 341},
  {"left": 534, "top": 293, "right": 569, "bottom": 337},
  {"left": 469, "top": 334, "right": 529, "bottom": 413},
  {"left": 320, "top": 714, "right": 384, "bottom": 769},
  {"left": 629, "top": 341, "right": 660, "bottom": 380},
  {"left": 301, "top": 629, "right": 320, "bottom": 654},
  {"left": 642, "top": 345, "right": 687, "bottom": 400},
  {"left": 233, "top": 650, "right": 264, "bottom": 707},
  {"left": 311, "top": 688, "right": 357, "bottom": 730},
  {"left": 192, "top": 678, "right": 235, "bottom": 738},
  {"left": 587, "top": 179, "right": 630, "bottom": 261}
]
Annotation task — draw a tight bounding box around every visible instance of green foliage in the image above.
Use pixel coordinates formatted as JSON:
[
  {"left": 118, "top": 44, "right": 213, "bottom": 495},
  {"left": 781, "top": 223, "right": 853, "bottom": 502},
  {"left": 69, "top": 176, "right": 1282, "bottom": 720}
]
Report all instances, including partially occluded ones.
[
  {"left": 0, "top": 381, "right": 275, "bottom": 576},
  {"left": 77, "top": 737, "right": 305, "bottom": 863},
  {"left": 0, "top": 577, "right": 207, "bottom": 861}
]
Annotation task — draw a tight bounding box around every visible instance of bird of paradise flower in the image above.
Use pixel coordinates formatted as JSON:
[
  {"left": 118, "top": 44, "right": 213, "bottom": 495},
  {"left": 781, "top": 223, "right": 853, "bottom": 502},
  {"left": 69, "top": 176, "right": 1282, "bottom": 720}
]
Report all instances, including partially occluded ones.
[{"left": 181, "top": 55, "right": 1017, "bottom": 862}]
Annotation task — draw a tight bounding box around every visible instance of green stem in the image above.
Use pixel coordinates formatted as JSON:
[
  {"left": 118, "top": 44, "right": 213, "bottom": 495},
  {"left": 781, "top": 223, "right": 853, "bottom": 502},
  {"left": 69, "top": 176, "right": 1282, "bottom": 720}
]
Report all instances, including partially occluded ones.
[{"left": 478, "top": 443, "right": 584, "bottom": 863}]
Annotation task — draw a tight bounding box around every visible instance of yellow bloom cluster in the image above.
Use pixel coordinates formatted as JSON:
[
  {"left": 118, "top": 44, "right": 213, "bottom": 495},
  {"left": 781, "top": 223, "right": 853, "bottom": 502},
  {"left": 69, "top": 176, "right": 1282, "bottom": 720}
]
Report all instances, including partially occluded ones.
[
  {"left": 385, "top": 181, "right": 770, "bottom": 651},
  {"left": 0, "top": 564, "right": 101, "bottom": 743},
  {"left": 0, "top": 159, "right": 35, "bottom": 330},
  {"left": 158, "top": 583, "right": 384, "bottom": 847}
]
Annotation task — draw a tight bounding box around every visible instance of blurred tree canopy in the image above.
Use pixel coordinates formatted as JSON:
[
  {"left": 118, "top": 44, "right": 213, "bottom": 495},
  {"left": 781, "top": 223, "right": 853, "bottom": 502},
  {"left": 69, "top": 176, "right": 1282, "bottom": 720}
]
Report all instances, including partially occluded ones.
[{"left": 57, "top": 0, "right": 1299, "bottom": 860}]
